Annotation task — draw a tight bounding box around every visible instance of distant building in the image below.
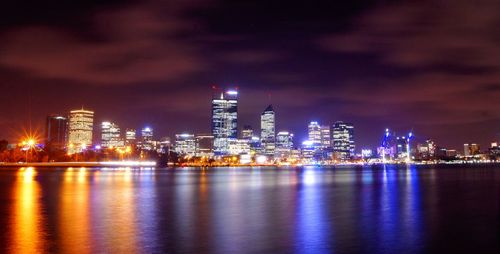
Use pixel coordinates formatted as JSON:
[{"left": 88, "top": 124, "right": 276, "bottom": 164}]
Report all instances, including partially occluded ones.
[
  {"left": 417, "top": 139, "right": 436, "bottom": 160},
  {"left": 212, "top": 89, "right": 238, "bottom": 155},
  {"left": 228, "top": 139, "right": 250, "bottom": 155},
  {"left": 320, "top": 125, "right": 331, "bottom": 148},
  {"left": 241, "top": 125, "right": 254, "bottom": 140},
  {"left": 141, "top": 127, "right": 154, "bottom": 150},
  {"left": 308, "top": 121, "right": 321, "bottom": 145},
  {"left": 68, "top": 109, "right": 94, "bottom": 153},
  {"left": 125, "top": 129, "right": 137, "bottom": 145},
  {"left": 464, "top": 143, "right": 480, "bottom": 156},
  {"left": 159, "top": 137, "right": 171, "bottom": 154},
  {"left": 261, "top": 105, "right": 276, "bottom": 156},
  {"left": 195, "top": 134, "right": 214, "bottom": 157},
  {"left": 332, "top": 121, "right": 355, "bottom": 160},
  {"left": 275, "top": 131, "right": 294, "bottom": 158},
  {"left": 175, "top": 134, "right": 196, "bottom": 156},
  {"left": 101, "top": 122, "right": 124, "bottom": 148},
  {"left": 45, "top": 115, "right": 68, "bottom": 150}
]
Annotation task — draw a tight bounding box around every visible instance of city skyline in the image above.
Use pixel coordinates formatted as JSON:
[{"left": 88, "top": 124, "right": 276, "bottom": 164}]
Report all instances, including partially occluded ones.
[
  {"left": 1, "top": 87, "right": 498, "bottom": 153},
  {"left": 0, "top": 0, "right": 499, "bottom": 150}
]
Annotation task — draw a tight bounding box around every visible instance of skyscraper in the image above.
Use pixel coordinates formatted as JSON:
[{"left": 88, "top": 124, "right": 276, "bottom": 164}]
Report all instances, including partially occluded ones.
[
  {"left": 212, "top": 89, "right": 238, "bottom": 155},
  {"left": 45, "top": 115, "right": 68, "bottom": 150},
  {"left": 101, "top": 122, "right": 123, "bottom": 148},
  {"left": 320, "top": 125, "right": 331, "bottom": 148},
  {"left": 125, "top": 129, "right": 136, "bottom": 145},
  {"left": 308, "top": 121, "right": 321, "bottom": 145},
  {"left": 276, "top": 131, "right": 294, "bottom": 158},
  {"left": 141, "top": 127, "right": 154, "bottom": 150},
  {"left": 332, "top": 121, "right": 355, "bottom": 160},
  {"left": 68, "top": 109, "right": 94, "bottom": 153},
  {"left": 260, "top": 105, "right": 275, "bottom": 156}
]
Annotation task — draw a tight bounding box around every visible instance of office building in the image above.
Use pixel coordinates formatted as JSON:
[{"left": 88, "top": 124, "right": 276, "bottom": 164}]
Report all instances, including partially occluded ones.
[
  {"left": 125, "top": 129, "right": 137, "bottom": 145},
  {"left": 195, "top": 134, "right": 214, "bottom": 157},
  {"left": 45, "top": 115, "right": 68, "bottom": 150},
  {"left": 320, "top": 125, "right": 331, "bottom": 148},
  {"left": 276, "top": 131, "right": 294, "bottom": 158},
  {"left": 68, "top": 109, "right": 94, "bottom": 153},
  {"left": 101, "top": 122, "right": 123, "bottom": 148},
  {"left": 141, "top": 127, "right": 154, "bottom": 150},
  {"left": 332, "top": 121, "right": 355, "bottom": 160},
  {"left": 175, "top": 133, "right": 196, "bottom": 156},
  {"left": 261, "top": 105, "right": 276, "bottom": 156},
  {"left": 308, "top": 121, "right": 321, "bottom": 145},
  {"left": 212, "top": 89, "right": 238, "bottom": 155},
  {"left": 241, "top": 125, "right": 254, "bottom": 140}
]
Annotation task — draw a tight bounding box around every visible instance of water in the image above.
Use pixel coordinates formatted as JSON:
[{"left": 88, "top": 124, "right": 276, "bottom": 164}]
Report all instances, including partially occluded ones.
[{"left": 0, "top": 165, "right": 498, "bottom": 253}]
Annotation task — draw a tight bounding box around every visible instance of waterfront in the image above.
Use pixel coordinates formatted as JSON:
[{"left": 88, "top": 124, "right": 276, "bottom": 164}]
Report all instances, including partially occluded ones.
[{"left": 0, "top": 165, "right": 498, "bottom": 253}]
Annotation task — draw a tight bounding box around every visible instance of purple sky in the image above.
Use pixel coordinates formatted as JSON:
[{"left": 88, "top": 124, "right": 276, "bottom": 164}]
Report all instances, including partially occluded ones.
[{"left": 0, "top": 0, "right": 499, "bottom": 150}]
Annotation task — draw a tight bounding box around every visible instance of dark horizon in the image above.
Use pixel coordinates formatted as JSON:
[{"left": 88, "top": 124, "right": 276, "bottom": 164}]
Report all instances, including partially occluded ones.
[{"left": 1, "top": 0, "right": 499, "bottom": 150}]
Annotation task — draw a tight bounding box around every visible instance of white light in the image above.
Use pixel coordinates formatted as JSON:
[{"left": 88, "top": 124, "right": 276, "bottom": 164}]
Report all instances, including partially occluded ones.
[
  {"left": 256, "top": 155, "right": 267, "bottom": 164},
  {"left": 226, "top": 90, "right": 238, "bottom": 95}
]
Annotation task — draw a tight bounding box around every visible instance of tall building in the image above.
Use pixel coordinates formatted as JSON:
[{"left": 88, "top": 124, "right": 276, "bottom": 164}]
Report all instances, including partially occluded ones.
[
  {"left": 141, "top": 127, "right": 154, "bottom": 150},
  {"left": 212, "top": 89, "right": 238, "bottom": 155},
  {"left": 241, "top": 125, "right": 254, "bottom": 140},
  {"left": 125, "top": 129, "right": 137, "bottom": 145},
  {"left": 45, "top": 115, "right": 68, "bottom": 150},
  {"left": 101, "top": 122, "right": 123, "bottom": 148},
  {"left": 195, "top": 134, "right": 214, "bottom": 157},
  {"left": 175, "top": 133, "right": 196, "bottom": 156},
  {"left": 260, "top": 105, "right": 276, "bottom": 156},
  {"left": 276, "top": 131, "right": 294, "bottom": 158},
  {"left": 308, "top": 121, "right": 322, "bottom": 145},
  {"left": 332, "top": 121, "right": 355, "bottom": 160},
  {"left": 320, "top": 125, "right": 331, "bottom": 148},
  {"left": 68, "top": 109, "right": 94, "bottom": 153}
]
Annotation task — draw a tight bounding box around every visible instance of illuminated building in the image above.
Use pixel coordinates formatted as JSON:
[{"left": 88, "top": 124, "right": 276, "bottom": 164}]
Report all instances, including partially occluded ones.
[
  {"left": 260, "top": 105, "right": 275, "bottom": 156},
  {"left": 212, "top": 89, "right": 238, "bottom": 155},
  {"left": 68, "top": 109, "right": 94, "bottom": 153},
  {"left": 464, "top": 143, "right": 480, "bottom": 156},
  {"left": 159, "top": 137, "right": 171, "bottom": 154},
  {"left": 141, "top": 127, "right": 154, "bottom": 150},
  {"left": 308, "top": 121, "right": 321, "bottom": 144},
  {"left": 241, "top": 125, "right": 254, "bottom": 140},
  {"left": 417, "top": 139, "right": 436, "bottom": 160},
  {"left": 101, "top": 122, "right": 124, "bottom": 148},
  {"left": 45, "top": 115, "right": 68, "bottom": 150},
  {"left": 228, "top": 139, "right": 250, "bottom": 155},
  {"left": 332, "top": 121, "right": 355, "bottom": 160},
  {"left": 125, "top": 129, "right": 136, "bottom": 145},
  {"left": 320, "top": 125, "right": 331, "bottom": 148},
  {"left": 396, "top": 136, "right": 409, "bottom": 159},
  {"left": 195, "top": 134, "right": 214, "bottom": 157},
  {"left": 301, "top": 140, "right": 317, "bottom": 160},
  {"left": 175, "top": 133, "right": 196, "bottom": 156},
  {"left": 361, "top": 149, "right": 373, "bottom": 158},
  {"left": 249, "top": 136, "right": 262, "bottom": 154},
  {"left": 275, "top": 131, "right": 294, "bottom": 158}
]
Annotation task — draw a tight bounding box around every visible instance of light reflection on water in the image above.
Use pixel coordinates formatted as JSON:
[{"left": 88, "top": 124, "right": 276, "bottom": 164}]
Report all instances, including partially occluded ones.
[{"left": 0, "top": 165, "right": 498, "bottom": 253}]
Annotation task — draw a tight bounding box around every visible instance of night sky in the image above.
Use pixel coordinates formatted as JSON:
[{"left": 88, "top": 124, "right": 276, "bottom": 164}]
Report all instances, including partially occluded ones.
[{"left": 0, "top": 0, "right": 499, "bottom": 150}]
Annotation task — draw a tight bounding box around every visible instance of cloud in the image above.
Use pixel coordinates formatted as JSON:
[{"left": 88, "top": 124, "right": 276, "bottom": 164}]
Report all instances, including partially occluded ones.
[
  {"left": 0, "top": 1, "right": 208, "bottom": 85},
  {"left": 318, "top": 0, "right": 500, "bottom": 125}
]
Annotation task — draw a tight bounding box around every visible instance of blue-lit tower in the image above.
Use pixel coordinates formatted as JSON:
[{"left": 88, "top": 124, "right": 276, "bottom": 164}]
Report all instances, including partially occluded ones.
[{"left": 211, "top": 88, "right": 238, "bottom": 155}]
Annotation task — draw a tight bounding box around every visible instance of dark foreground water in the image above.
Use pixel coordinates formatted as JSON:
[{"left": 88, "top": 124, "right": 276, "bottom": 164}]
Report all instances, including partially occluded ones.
[{"left": 0, "top": 165, "right": 498, "bottom": 254}]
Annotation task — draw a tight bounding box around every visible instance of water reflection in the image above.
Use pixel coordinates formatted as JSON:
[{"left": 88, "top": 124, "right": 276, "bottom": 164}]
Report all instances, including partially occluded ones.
[
  {"left": 10, "top": 167, "right": 45, "bottom": 253},
  {"left": 59, "top": 168, "right": 91, "bottom": 253},
  {"left": 1, "top": 165, "right": 497, "bottom": 253}
]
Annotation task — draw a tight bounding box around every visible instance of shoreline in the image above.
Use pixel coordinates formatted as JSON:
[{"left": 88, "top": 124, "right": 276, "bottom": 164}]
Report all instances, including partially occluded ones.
[{"left": 0, "top": 161, "right": 499, "bottom": 168}]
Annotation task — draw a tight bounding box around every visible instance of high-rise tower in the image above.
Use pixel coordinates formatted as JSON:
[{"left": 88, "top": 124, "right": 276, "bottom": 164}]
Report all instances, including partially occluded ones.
[
  {"left": 68, "top": 108, "right": 94, "bottom": 153},
  {"left": 260, "top": 105, "right": 276, "bottom": 156},
  {"left": 212, "top": 89, "right": 238, "bottom": 155}
]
